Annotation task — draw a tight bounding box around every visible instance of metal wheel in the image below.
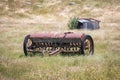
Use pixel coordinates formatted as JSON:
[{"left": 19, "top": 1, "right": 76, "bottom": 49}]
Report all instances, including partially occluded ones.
[
  {"left": 81, "top": 35, "right": 94, "bottom": 55},
  {"left": 23, "top": 35, "right": 32, "bottom": 56}
]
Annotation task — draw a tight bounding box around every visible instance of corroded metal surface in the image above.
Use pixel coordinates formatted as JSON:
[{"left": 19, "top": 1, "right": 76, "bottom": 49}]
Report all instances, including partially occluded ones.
[
  {"left": 24, "top": 32, "right": 88, "bottom": 55},
  {"left": 30, "top": 32, "right": 84, "bottom": 39},
  {"left": 28, "top": 32, "right": 84, "bottom": 55},
  {"left": 23, "top": 32, "right": 94, "bottom": 56}
]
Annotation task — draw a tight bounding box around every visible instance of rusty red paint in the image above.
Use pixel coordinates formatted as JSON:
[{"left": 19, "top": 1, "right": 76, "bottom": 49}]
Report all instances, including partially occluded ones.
[{"left": 30, "top": 32, "right": 84, "bottom": 39}]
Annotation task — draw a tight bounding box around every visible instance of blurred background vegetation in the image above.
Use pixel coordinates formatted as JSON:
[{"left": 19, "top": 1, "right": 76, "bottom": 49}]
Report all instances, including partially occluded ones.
[
  {"left": 0, "top": 0, "right": 120, "bottom": 80},
  {"left": 0, "top": 0, "right": 120, "bottom": 16}
]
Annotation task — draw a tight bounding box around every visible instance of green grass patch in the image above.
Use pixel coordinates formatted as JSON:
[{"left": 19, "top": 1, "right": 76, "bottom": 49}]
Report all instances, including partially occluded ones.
[{"left": 68, "top": 17, "right": 78, "bottom": 29}]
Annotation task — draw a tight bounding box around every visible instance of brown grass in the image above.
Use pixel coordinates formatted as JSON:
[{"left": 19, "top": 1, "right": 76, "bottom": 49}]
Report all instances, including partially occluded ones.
[{"left": 0, "top": 0, "right": 120, "bottom": 80}]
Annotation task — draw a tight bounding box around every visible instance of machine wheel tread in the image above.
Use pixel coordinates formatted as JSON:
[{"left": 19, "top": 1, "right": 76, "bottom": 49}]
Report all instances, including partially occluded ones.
[
  {"left": 23, "top": 35, "right": 30, "bottom": 56},
  {"left": 80, "top": 35, "right": 94, "bottom": 55}
]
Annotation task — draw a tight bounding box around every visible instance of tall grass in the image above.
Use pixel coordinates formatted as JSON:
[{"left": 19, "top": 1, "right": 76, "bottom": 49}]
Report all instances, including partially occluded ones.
[
  {"left": 68, "top": 17, "right": 78, "bottom": 29},
  {"left": 0, "top": 0, "right": 120, "bottom": 80},
  {"left": 0, "top": 53, "right": 119, "bottom": 80},
  {"left": 0, "top": 16, "right": 120, "bottom": 80}
]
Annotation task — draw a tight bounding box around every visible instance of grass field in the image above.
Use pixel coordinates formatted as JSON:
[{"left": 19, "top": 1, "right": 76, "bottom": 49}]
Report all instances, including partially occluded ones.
[{"left": 0, "top": 0, "right": 120, "bottom": 80}]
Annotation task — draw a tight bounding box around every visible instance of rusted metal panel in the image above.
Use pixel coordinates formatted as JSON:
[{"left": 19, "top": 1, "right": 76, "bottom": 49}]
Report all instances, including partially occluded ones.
[
  {"left": 30, "top": 32, "right": 84, "bottom": 39},
  {"left": 23, "top": 32, "right": 94, "bottom": 56},
  {"left": 77, "top": 18, "right": 100, "bottom": 30}
]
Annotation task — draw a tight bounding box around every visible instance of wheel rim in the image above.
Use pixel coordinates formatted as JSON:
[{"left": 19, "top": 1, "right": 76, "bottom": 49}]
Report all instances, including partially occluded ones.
[
  {"left": 83, "top": 38, "right": 93, "bottom": 55},
  {"left": 26, "top": 39, "right": 32, "bottom": 53}
]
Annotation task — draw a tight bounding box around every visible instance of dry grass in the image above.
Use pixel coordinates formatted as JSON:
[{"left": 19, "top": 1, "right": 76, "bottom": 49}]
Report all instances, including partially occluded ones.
[{"left": 0, "top": 0, "right": 120, "bottom": 80}]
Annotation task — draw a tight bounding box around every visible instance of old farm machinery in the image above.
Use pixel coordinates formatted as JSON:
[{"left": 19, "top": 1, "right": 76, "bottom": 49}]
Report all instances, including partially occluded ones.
[{"left": 23, "top": 32, "right": 94, "bottom": 56}]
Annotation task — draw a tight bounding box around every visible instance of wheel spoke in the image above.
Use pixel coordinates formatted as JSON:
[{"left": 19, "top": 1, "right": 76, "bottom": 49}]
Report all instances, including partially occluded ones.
[{"left": 81, "top": 35, "right": 94, "bottom": 55}]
